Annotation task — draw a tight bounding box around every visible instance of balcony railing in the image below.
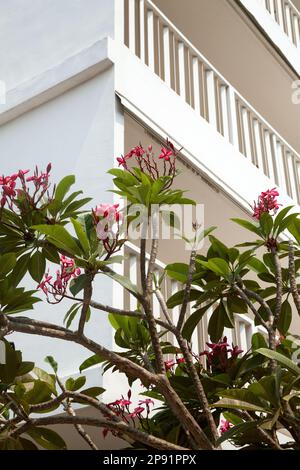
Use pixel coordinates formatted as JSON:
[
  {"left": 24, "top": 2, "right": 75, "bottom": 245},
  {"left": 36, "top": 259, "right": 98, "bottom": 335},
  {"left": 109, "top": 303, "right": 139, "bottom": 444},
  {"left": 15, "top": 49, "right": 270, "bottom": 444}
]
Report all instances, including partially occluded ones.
[
  {"left": 261, "top": 0, "right": 300, "bottom": 48},
  {"left": 122, "top": 243, "right": 257, "bottom": 355},
  {"left": 123, "top": 0, "right": 300, "bottom": 205}
]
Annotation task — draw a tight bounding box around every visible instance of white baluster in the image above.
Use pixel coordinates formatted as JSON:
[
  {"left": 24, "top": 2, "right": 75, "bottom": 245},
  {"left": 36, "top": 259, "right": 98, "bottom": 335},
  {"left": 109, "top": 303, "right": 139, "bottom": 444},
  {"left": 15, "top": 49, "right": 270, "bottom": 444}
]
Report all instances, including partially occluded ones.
[
  {"left": 147, "top": 9, "right": 155, "bottom": 71},
  {"left": 139, "top": 0, "right": 145, "bottom": 61},
  {"left": 220, "top": 84, "right": 230, "bottom": 140},
  {"left": 253, "top": 119, "right": 264, "bottom": 171},
  {"left": 163, "top": 26, "right": 171, "bottom": 86},
  {"left": 285, "top": 4, "right": 294, "bottom": 41},
  {"left": 227, "top": 88, "right": 239, "bottom": 148},
  {"left": 128, "top": 0, "right": 136, "bottom": 53},
  {"left": 269, "top": 0, "right": 276, "bottom": 19},
  {"left": 264, "top": 130, "right": 276, "bottom": 181},
  {"left": 293, "top": 15, "right": 300, "bottom": 47},
  {"left": 275, "top": 0, "right": 285, "bottom": 28},
  {"left": 178, "top": 41, "right": 186, "bottom": 101},
  {"left": 192, "top": 57, "right": 201, "bottom": 114},
  {"left": 273, "top": 136, "right": 286, "bottom": 190},
  {"left": 241, "top": 107, "right": 252, "bottom": 160},
  {"left": 206, "top": 70, "right": 217, "bottom": 129},
  {"left": 287, "top": 152, "right": 298, "bottom": 200}
]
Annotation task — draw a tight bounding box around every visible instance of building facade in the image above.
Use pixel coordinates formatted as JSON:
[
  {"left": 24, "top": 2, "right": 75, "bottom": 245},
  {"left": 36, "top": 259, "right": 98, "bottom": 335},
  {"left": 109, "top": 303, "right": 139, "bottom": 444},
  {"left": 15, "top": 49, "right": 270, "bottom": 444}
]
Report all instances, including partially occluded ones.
[{"left": 0, "top": 0, "right": 300, "bottom": 448}]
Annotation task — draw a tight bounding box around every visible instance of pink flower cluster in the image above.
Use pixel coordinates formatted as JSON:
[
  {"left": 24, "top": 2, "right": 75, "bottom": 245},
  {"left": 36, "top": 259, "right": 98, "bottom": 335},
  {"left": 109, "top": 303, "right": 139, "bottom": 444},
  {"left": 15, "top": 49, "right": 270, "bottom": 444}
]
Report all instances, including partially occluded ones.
[
  {"left": 0, "top": 164, "right": 52, "bottom": 210},
  {"left": 0, "top": 170, "right": 29, "bottom": 208},
  {"left": 116, "top": 139, "right": 177, "bottom": 184},
  {"left": 164, "top": 356, "right": 185, "bottom": 372},
  {"left": 103, "top": 390, "right": 154, "bottom": 438},
  {"left": 92, "top": 203, "right": 123, "bottom": 257},
  {"left": 219, "top": 419, "right": 233, "bottom": 434},
  {"left": 38, "top": 255, "right": 81, "bottom": 301},
  {"left": 252, "top": 188, "right": 281, "bottom": 220},
  {"left": 199, "top": 337, "right": 243, "bottom": 372}
]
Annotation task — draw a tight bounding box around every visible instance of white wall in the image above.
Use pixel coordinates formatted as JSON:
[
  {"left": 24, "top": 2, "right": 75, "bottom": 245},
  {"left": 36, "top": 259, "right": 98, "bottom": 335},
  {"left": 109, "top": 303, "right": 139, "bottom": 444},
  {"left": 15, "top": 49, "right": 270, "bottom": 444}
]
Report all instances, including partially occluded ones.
[
  {"left": 0, "top": 0, "right": 115, "bottom": 90},
  {"left": 0, "top": 68, "right": 119, "bottom": 378}
]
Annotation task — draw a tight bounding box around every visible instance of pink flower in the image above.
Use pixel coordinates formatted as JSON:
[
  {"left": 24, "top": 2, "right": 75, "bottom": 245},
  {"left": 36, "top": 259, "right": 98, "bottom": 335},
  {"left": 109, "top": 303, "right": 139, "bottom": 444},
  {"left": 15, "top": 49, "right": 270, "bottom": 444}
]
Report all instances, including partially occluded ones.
[
  {"left": 117, "top": 156, "right": 127, "bottom": 167},
  {"left": 252, "top": 188, "right": 281, "bottom": 220},
  {"left": 220, "top": 419, "right": 232, "bottom": 434},
  {"left": 127, "top": 406, "right": 145, "bottom": 418},
  {"left": 164, "top": 360, "right": 175, "bottom": 371},
  {"left": 138, "top": 398, "right": 154, "bottom": 406},
  {"left": 176, "top": 357, "right": 185, "bottom": 364},
  {"left": 94, "top": 203, "right": 120, "bottom": 221},
  {"left": 38, "top": 256, "right": 80, "bottom": 299},
  {"left": 159, "top": 147, "right": 173, "bottom": 161},
  {"left": 228, "top": 345, "right": 243, "bottom": 358}
]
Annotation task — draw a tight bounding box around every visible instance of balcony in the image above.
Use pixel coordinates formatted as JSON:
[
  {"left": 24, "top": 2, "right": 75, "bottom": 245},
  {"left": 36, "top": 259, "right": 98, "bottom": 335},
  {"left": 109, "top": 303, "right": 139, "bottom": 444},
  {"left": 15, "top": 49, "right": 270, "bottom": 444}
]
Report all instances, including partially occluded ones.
[
  {"left": 261, "top": 0, "right": 300, "bottom": 49},
  {"left": 120, "top": 0, "right": 300, "bottom": 207}
]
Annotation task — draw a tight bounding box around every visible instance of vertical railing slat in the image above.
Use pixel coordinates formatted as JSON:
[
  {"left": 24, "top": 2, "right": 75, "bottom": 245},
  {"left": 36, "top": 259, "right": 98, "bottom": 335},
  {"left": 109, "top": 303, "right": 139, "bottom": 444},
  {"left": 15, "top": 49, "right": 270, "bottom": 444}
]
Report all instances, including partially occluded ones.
[
  {"left": 128, "top": 0, "right": 136, "bottom": 53},
  {"left": 178, "top": 41, "right": 186, "bottom": 101},
  {"left": 163, "top": 25, "right": 171, "bottom": 86},
  {"left": 206, "top": 70, "right": 217, "bottom": 129},
  {"left": 147, "top": 9, "right": 155, "bottom": 71},
  {"left": 139, "top": 0, "right": 145, "bottom": 61}
]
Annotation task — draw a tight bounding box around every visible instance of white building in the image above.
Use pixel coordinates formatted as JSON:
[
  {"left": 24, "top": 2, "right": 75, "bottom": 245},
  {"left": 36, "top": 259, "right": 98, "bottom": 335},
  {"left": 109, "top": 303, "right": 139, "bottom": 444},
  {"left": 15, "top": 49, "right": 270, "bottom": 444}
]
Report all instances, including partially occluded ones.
[{"left": 0, "top": 0, "right": 300, "bottom": 448}]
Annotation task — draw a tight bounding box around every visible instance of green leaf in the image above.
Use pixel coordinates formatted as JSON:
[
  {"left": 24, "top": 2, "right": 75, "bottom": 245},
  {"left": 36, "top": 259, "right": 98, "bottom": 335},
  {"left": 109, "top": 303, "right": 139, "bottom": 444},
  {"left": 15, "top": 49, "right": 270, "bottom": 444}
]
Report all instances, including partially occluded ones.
[
  {"left": 55, "top": 175, "right": 75, "bottom": 202},
  {"left": 71, "top": 218, "right": 90, "bottom": 255},
  {"left": 0, "top": 340, "right": 18, "bottom": 383},
  {"left": 65, "top": 376, "right": 86, "bottom": 391},
  {"left": 28, "top": 251, "right": 46, "bottom": 283},
  {"left": 273, "top": 206, "right": 293, "bottom": 232},
  {"left": 26, "top": 427, "right": 67, "bottom": 450},
  {"left": 44, "top": 356, "right": 58, "bottom": 373},
  {"left": 247, "top": 257, "right": 268, "bottom": 274},
  {"left": 213, "top": 397, "right": 266, "bottom": 412},
  {"left": 182, "top": 302, "right": 214, "bottom": 341},
  {"left": 104, "top": 269, "right": 140, "bottom": 298},
  {"left": 32, "top": 225, "right": 81, "bottom": 257},
  {"left": 166, "top": 288, "right": 200, "bottom": 309},
  {"left": 199, "top": 258, "right": 230, "bottom": 278},
  {"left": 0, "top": 253, "right": 16, "bottom": 278},
  {"left": 79, "top": 355, "right": 105, "bottom": 373},
  {"left": 165, "top": 263, "right": 189, "bottom": 283},
  {"left": 257, "top": 348, "right": 300, "bottom": 376},
  {"left": 216, "top": 420, "right": 263, "bottom": 445},
  {"left": 208, "top": 304, "right": 225, "bottom": 342},
  {"left": 63, "top": 302, "right": 81, "bottom": 328},
  {"left": 251, "top": 332, "right": 268, "bottom": 351},
  {"left": 23, "top": 380, "right": 53, "bottom": 404},
  {"left": 69, "top": 274, "right": 89, "bottom": 297},
  {"left": 10, "top": 253, "right": 31, "bottom": 287},
  {"left": 231, "top": 218, "right": 261, "bottom": 236},
  {"left": 227, "top": 295, "right": 248, "bottom": 313},
  {"left": 278, "top": 300, "right": 292, "bottom": 335},
  {"left": 78, "top": 387, "right": 105, "bottom": 398},
  {"left": 259, "top": 212, "right": 273, "bottom": 237}
]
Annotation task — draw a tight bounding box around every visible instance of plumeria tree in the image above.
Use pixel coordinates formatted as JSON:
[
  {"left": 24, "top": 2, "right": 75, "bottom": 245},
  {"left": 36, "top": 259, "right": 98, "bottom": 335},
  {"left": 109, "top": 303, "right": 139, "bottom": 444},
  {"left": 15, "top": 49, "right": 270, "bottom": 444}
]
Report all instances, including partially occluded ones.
[{"left": 0, "top": 142, "right": 300, "bottom": 450}]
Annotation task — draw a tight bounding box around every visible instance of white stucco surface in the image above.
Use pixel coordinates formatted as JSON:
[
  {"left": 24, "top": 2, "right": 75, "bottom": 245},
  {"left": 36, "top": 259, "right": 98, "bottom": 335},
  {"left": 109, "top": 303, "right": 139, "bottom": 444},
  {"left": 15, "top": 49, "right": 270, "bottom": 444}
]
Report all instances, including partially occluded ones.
[{"left": 0, "top": 69, "right": 118, "bottom": 378}]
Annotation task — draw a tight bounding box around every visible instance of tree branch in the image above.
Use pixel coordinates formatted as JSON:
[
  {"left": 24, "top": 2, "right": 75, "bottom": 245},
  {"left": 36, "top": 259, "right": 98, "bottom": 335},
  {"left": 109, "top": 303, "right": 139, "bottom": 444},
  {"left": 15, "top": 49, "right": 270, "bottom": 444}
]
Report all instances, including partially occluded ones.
[
  {"left": 177, "top": 250, "right": 196, "bottom": 331},
  {"left": 288, "top": 241, "right": 300, "bottom": 315},
  {"left": 77, "top": 276, "right": 93, "bottom": 336}
]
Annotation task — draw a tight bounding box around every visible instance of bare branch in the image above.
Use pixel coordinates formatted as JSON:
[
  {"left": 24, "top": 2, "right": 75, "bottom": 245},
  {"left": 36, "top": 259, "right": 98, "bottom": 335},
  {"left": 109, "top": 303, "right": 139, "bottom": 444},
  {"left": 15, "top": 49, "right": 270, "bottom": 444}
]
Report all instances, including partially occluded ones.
[
  {"left": 10, "top": 415, "right": 188, "bottom": 450},
  {"left": 177, "top": 250, "right": 196, "bottom": 331},
  {"left": 288, "top": 241, "right": 300, "bottom": 315},
  {"left": 78, "top": 276, "right": 93, "bottom": 336}
]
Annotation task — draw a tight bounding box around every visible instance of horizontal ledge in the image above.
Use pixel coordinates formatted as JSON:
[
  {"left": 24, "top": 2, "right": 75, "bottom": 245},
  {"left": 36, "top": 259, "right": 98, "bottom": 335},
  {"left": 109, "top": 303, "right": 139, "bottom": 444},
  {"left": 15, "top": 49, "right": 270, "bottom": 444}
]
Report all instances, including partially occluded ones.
[{"left": 0, "top": 37, "right": 113, "bottom": 126}]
